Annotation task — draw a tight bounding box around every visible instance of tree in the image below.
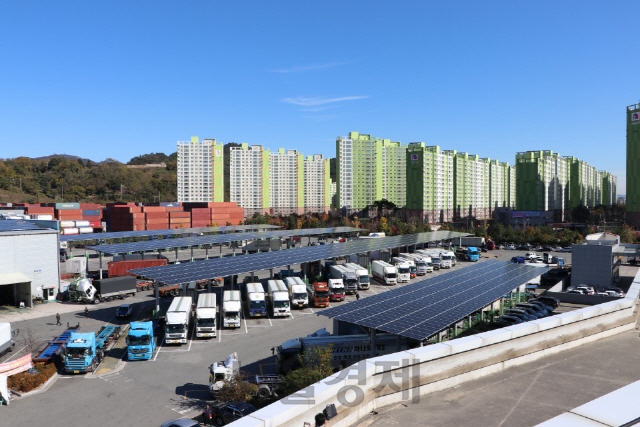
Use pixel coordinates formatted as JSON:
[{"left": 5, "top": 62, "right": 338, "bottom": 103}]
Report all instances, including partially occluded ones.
[
  {"left": 281, "top": 346, "right": 333, "bottom": 396},
  {"left": 214, "top": 372, "right": 258, "bottom": 403}
]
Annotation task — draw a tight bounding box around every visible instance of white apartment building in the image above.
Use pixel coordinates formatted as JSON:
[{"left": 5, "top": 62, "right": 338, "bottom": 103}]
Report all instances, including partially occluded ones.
[
  {"left": 228, "top": 144, "right": 269, "bottom": 217},
  {"left": 177, "top": 137, "right": 223, "bottom": 202},
  {"left": 304, "top": 154, "right": 330, "bottom": 214},
  {"left": 270, "top": 149, "right": 303, "bottom": 216}
]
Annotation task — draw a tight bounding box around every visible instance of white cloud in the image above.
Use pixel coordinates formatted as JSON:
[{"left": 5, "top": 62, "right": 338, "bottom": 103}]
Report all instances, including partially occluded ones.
[{"left": 282, "top": 96, "right": 369, "bottom": 107}]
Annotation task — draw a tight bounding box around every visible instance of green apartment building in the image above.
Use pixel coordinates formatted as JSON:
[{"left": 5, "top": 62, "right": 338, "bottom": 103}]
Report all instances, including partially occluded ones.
[
  {"left": 336, "top": 132, "right": 405, "bottom": 212},
  {"left": 601, "top": 171, "right": 617, "bottom": 207},
  {"left": 566, "top": 156, "right": 599, "bottom": 208},
  {"left": 270, "top": 148, "right": 304, "bottom": 215},
  {"left": 304, "top": 154, "right": 331, "bottom": 214},
  {"left": 227, "top": 143, "right": 270, "bottom": 217},
  {"left": 177, "top": 136, "right": 224, "bottom": 203},
  {"left": 405, "top": 143, "right": 455, "bottom": 223},
  {"left": 444, "top": 151, "right": 491, "bottom": 220},
  {"left": 488, "top": 160, "right": 515, "bottom": 214},
  {"left": 628, "top": 103, "right": 640, "bottom": 227},
  {"left": 515, "top": 151, "right": 570, "bottom": 214}
]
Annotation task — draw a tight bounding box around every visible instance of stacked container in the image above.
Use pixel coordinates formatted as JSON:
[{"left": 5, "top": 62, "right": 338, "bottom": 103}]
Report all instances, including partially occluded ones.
[
  {"left": 169, "top": 211, "right": 190, "bottom": 229},
  {"left": 142, "top": 206, "right": 169, "bottom": 230}
]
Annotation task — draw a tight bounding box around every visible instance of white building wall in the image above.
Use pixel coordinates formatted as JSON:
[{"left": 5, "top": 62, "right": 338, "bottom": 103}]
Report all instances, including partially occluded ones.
[
  {"left": 177, "top": 140, "right": 213, "bottom": 202},
  {"left": 229, "top": 145, "right": 265, "bottom": 217},
  {"left": 0, "top": 231, "right": 60, "bottom": 302},
  {"left": 271, "top": 150, "right": 301, "bottom": 216},
  {"left": 337, "top": 137, "right": 354, "bottom": 210},
  {"left": 305, "top": 154, "right": 327, "bottom": 213}
]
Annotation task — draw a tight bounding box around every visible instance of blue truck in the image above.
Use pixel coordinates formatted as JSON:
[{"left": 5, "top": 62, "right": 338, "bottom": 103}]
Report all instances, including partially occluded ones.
[
  {"left": 455, "top": 247, "right": 480, "bottom": 262},
  {"left": 64, "top": 325, "right": 121, "bottom": 374},
  {"left": 126, "top": 321, "right": 156, "bottom": 360}
]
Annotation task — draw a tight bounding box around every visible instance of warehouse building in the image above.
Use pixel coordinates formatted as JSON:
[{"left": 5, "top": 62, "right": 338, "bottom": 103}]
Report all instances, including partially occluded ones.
[{"left": 0, "top": 220, "right": 60, "bottom": 308}]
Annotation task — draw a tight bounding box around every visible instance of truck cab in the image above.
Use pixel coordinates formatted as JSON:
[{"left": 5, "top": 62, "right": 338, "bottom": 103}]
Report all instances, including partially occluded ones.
[
  {"left": 441, "top": 251, "right": 455, "bottom": 268},
  {"left": 466, "top": 247, "right": 480, "bottom": 261},
  {"left": 165, "top": 297, "right": 193, "bottom": 344},
  {"left": 127, "top": 321, "right": 155, "bottom": 360},
  {"left": 394, "top": 262, "right": 411, "bottom": 283},
  {"left": 344, "top": 263, "right": 370, "bottom": 290},
  {"left": 328, "top": 278, "right": 345, "bottom": 301},
  {"left": 65, "top": 332, "right": 99, "bottom": 373},
  {"left": 307, "top": 282, "right": 330, "bottom": 307},
  {"left": 209, "top": 352, "right": 240, "bottom": 395}
]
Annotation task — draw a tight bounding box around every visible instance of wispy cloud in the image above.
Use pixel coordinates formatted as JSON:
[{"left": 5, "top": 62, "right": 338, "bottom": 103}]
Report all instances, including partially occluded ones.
[
  {"left": 303, "top": 114, "right": 337, "bottom": 121},
  {"left": 271, "top": 60, "right": 352, "bottom": 74},
  {"left": 282, "top": 96, "right": 369, "bottom": 107}
]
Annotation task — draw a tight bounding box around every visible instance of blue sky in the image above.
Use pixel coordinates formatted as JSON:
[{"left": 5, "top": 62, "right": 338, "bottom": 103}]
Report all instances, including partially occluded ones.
[{"left": 1, "top": 1, "right": 637, "bottom": 193}]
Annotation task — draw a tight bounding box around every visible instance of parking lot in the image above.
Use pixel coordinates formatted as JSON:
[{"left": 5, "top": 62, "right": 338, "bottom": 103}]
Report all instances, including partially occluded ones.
[{"left": 2, "top": 245, "right": 570, "bottom": 426}]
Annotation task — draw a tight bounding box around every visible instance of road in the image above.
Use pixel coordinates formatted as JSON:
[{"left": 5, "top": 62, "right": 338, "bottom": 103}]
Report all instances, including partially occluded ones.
[{"left": 2, "top": 248, "right": 566, "bottom": 425}]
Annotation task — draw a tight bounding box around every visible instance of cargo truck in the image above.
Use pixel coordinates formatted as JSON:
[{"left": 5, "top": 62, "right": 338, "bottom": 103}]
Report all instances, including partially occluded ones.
[
  {"left": 242, "top": 239, "right": 281, "bottom": 254},
  {"left": 267, "top": 280, "right": 291, "bottom": 317},
  {"left": 328, "top": 278, "right": 346, "bottom": 302},
  {"left": 457, "top": 236, "right": 485, "bottom": 247},
  {"left": 68, "top": 276, "right": 137, "bottom": 304},
  {"left": 307, "top": 282, "right": 330, "bottom": 308},
  {"left": 328, "top": 264, "right": 358, "bottom": 295},
  {"left": 245, "top": 283, "right": 267, "bottom": 318},
  {"left": 399, "top": 254, "right": 431, "bottom": 275},
  {"left": 455, "top": 247, "right": 480, "bottom": 262},
  {"left": 276, "top": 328, "right": 414, "bottom": 373},
  {"left": 285, "top": 276, "right": 308, "bottom": 309},
  {"left": 107, "top": 258, "right": 168, "bottom": 277},
  {"left": 391, "top": 257, "right": 413, "bottom": 281},
  {"left": 0, "top": 323, "right": 15, "bottom": 357},
  {"left": 64, "top": 325, "right": 121, "bottom": 374},
  {"left": 371, "top": 260, "right": 397, "bottom": 285},
  {"left": 195, "top": 293, "right": 217, "bottom": 338},
  {"left": 442, "top": 250, "right": 455, "bottom": 267},
  {"left": 344, "top": 263, "right": 371, "bottom": 290},
  {"left": 127, "top": 321, "right": 155, "bottom": 360},
  {"left": 165, "top": 296, "right": 193, "bottom": 344},
  {"left": 209, "top": 352, "right": 240, "bottom": 395},
  {"left": 222, "top": 290, "right": 242, "bottom": 328}
]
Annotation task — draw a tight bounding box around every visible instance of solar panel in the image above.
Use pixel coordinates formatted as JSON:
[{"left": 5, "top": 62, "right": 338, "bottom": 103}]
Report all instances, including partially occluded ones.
[
  {"left": 86, "top": 227, "right": 364, "bottom": 255},
  {"left": 319, "top": 261, "right": 546, "bottom": 341},
  {"left": 0, "top": 220, "right": 50, "bottom": 232},
  {"left": 130, "top": 231, "right": 471, "bottom": 284},
  {"left": 60, "top": 224, "right": 281, "bottom": 242}
]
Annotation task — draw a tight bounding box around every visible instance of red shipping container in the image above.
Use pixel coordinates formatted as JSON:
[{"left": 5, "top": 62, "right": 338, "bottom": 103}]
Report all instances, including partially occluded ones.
[
  {"left": 145, "top": 212, "right": 169, "bottom": 219},
  {"left": 190, "top": 208, "right": 211, "bottom": 215},
  {"left": 170, "top": 218, "right": 190, "bottom": 223},
  {"left": 108, "top": 259, "right": 168, "bottom": 277},
  {"left": 165, "top": 207, "right": 184, "bottom": 212},
  {"left": 169, "top": 223, "right": 188, "bottom": 229},
  {"left": 146, "top": 223, "right": 169, "bottom": 230},
  {"left": 89, "top": 221, "right": 102, "bottom": 228},
  {"left": 142, "top": 206, "right": 167, "bottom": 213},
  {"left": 80, "top": 203, "right": 102, "bottom": 209},
  {"left": 169, "top": 212, "right": 190, "bottom": 218},
  {"left": 145, "top": 218, "right": 169, "bottom": 225}
]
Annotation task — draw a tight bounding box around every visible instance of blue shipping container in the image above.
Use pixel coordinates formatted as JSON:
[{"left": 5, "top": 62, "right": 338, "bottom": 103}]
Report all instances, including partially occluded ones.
[{"left": 82, "top": 210, "right": 102, "bottom": 216}]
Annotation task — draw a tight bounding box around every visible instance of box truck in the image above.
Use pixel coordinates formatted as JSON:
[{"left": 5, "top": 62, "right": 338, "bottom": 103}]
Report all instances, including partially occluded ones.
[
  {"left": 245, "top": 283, "right": 267, "bottom": 318},
  {"left": 222, "top": 290, "right": 242, "bottom": 328},
  {"left": 267, "top": 280, "right": 291, "bottom": 317},
  {"left": 165, "top": 296, "right": 193, "bottom": 344},
  {"left": 285, "top": 276, "right": 308, "bottom": 309},
  {"left": 195, "top": 293, "right": 217, "bottom": 338},
  {"left": 372, "top": 260, "right": 397, "bottom": 285},
  {"left": 344, "top": 263, "right": 371, "bottom": 290}
]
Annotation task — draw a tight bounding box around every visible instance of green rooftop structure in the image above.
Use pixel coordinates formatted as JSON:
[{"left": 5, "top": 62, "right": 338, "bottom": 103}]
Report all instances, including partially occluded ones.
[{"left": 627, "top": 102, "right": 640, "bottom": 227}]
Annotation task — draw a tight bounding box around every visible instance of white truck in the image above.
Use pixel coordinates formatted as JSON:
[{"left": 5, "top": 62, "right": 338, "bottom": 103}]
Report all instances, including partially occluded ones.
[
  {"left": 328, "top": 278, "right": 346, "bottom": 302},
  {"left": 328, "top": 264, "right": 358, "bottom": 294},
  {"left": 267, "top": 280, "right": 291, "bottom": 317},
  {"left": 417, "top": 249, "right": 445, "bottom": 270},
  {"left": 245, "top": 282, "right": 267, "bottom": 317},
  {"left": 442, "top": 250, "right": 456, "bottom": 267},
  {"left": 195, "top": 293, "right": 217, "bottom": 338},
  {"left": 457, "top": 236, "right": 485, "bottom": 248},
  {"left": 344, "top": 263, "right": 371, "bottom": 290},
  {"left": 391, "top": 257, "right": 414, "bottom": 281},
  {"left": 222, "top": 290, "right": 242, "bottom": 329},
  {"left": 209, "top": 352, "right": 240, "bottom": 395},
  {"left": 0, "top": 323, "right": 15, "bottom": 357},
  {"left": 371, "top": 260, "right": 397, "bottom": 285},
  {"left": 242, "top": 239, "right": 281, "bottom": 253},
  {"left": 399, "top": 253, "right": 432, "bottom": 275},
  {"left": 285, "top": 277, "right": 309, "bottom": 309},
  {"left": 165, "top": 296, "right": 193, "bottom": 344}
]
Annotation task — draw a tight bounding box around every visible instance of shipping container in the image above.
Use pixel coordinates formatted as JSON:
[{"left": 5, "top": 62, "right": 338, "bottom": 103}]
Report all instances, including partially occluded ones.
[
  {"left": 62, "top": 227, "right": 79, "bottom": 235},
  {"left": 108, "top": 259, "right": 168, "bottom": 277},
  {"left": 82, "top": 209, "right": 102, "bottom": 216},
  {"left": 74, "top": 220, "right": 90, "bottom": 227},
  {"left": 53, "top": 203, "right": 80, "bottom": 210},
  {"left": 79, "top": 227, "right": 93, "bottom": 234}
]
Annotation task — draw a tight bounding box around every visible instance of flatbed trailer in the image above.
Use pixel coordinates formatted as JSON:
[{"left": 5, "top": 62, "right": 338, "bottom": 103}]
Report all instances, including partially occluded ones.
[
  {"left": 96, "top": 325, "right": 122, "bottom": 351},
  {"left": 34, "top": 323, "right": 81, "bottom": 363}
]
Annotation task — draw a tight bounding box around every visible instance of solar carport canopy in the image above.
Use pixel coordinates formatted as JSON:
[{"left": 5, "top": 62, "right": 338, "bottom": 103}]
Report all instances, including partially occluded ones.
[
  {"left": 131, "top": 231, "right": 469, "bottom": 285},
  {"left": 86, "top": 227, "right": 364, "bottom": 256},
  {"left": 319, "top": 261, "right": 546, "bottom": 341},
  {"left": 60, "top": 224, "right": 281, "bottom": 242}
]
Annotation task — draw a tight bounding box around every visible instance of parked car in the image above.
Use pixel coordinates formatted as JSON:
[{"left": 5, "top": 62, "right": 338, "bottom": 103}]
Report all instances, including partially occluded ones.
[
  {"left": 495, "top": 315, "right": 524, "bottom": 326},
  {"left": 561, "top": 247, "right": 572, "bottom": 252},
  {"left": 516, "top": 303, "right": 548, "bottom": 317},
  {"left": 532, "top": 295, "right": 560, "bottom": 308},
  {"left": 567, "top": 290, "right": 585, "bottom": 295},
  {"left": 506, "top": 244, "right": 516, "bottom": 250},
  {"left": 530, "top": 256, "right": 544, "bottom": 263},
  {"left": 528, "top": 300, "right": 554, "bottom": 313},
  {"left": 116, "top": 304, "right": 133, "bottom": 318},
  {"left": 504, "top": 309, "right": 537, "bottom": 321},
  {"left": 524, "top": 252, "right": 537, "bottom": 260},
  {"left": 575, "top": 286, "right": 595, "bottom": 295},
  {"left": 206, "top": 401, "right": 257, "bottom": 426},
  {"left": 604, "top": 287, "right": 625, "bottom": 296},
  {"left": 511, "top": 256, "right": 526, "bottom": 264}
]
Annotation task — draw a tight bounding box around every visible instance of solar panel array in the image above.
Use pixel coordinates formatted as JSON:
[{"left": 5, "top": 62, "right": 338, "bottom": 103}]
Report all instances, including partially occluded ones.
[
  {"left": 86, "top": 227, "right": 364, "bottom": 255},
  {"left": 319, "top": 261, "right": 546, "bottom": 341},
  {"left": 0, "top": 220, "right": 50, "bottom": 232},
  {"left": 60, "top": 224, "right": 281, "bottom": 242},
  {"left": 130, "top": 231, "right": 470, "bottom": 285}
]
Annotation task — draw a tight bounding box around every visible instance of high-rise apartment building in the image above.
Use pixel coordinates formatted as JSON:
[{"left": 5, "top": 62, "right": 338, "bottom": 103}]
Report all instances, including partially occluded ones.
[
  {"left": 227, "top": 143, "right": 270, "bottom": 217},
  {"left": 601, "top": 172, "right": 617, "bottom": 207},
  {"left": 303, "top": 154, "right": 331, "bottom": 214},
  {"left": 488, "top": 160, "right": 514, "bottom": 215},
  {"left": 270, "top": 148, "right": 304, "bottom": 216},
  {"left": 176, "top": 136, "right": 223, "bottom": 203},
  {"left": 445, "top": 151, "right": 491, "bottom": 220},
  {"left": 405, "top": 143, "right": 455, "bottom": 223},
  {"left": 566, "top": 156, "right": 599, "bottom": 208},
  {"left": 515, "top": 151, "right": 570, "bottom": 213},
  {"left": 336, "top": 132, "right": 405, "bottom": 212},
  {"left": 627, "top": 103, "right": 640, "bottom": 227}
]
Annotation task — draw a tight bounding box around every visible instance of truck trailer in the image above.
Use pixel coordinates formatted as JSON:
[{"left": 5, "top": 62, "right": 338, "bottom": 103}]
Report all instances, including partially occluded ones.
[
  {"left": 107, "top": 258, "right": 168, "bottom": 277},
  {"left": 328, "top": 264, "right": 358, "bottom": 294},
  {"left": 68, "top": 276, "right": 137, "bottom": 304},
  {"left": 223, "top": 290, "right": 242, "bottom": 329},
  {"left": 371, "top": 260, "right": 397, "bottom": 285},
  {"left": 195, "top": 293, "right": 217, "bottom": 338},
  {"left": 64, "top": 325, "right": 121, "bottom": 373},
  {"left": 285, "top": 276, "right": 308, "bottom": 309},
  {"left": 165, "top": 296, "right": 193, "bottom": 344},
  {"left": 344, "top": 263, "right": 371, "bottom": 290},
  {"left": 127, "top": 321, "right": 155, "bottom": 360}
]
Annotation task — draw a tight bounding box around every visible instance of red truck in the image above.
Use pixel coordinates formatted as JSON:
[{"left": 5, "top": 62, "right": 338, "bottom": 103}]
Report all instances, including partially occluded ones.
[{"left": 307, "top": 282, "right": 330, "bottom": 308}]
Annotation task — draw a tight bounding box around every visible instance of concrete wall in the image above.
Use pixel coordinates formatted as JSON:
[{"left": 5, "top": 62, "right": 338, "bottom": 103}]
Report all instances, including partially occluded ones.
[
  {"left": 230, "top": 296, "right": 638, "bottom": 427},
  {"left": 571, "top": 244, "right": 614, "bottom": 288}
]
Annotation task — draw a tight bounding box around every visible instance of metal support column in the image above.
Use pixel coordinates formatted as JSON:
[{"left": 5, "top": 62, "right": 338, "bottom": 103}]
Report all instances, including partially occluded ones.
[
  {"left": 154, "top": 280, "right": 160, "bottom": 315},
  {"left": 232, "top": 275, "right": 238, "bottom": 290},
  {"left": 175, "top": 248, "right": 179, "bottom": 262},
  {"left": 490, "top": 301, "right": 495, "bottom": 322},
  {"left": 270, "top": 268, "right": 273, "bottom": 279},
  {"left": 191, "top": 246, "right": 194, "bottom": 262},
  {"left": 205, "top": 247, "right": 209, "bottom": 260},
  {"left": 370, "top": 328, "right": 378, "bottom": 358},
  {"left": 220, "top": 245, "right": 223, "bottom": 258},
  {"left": 99, "top": 253, "right": 103, "bottom": 279}
]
